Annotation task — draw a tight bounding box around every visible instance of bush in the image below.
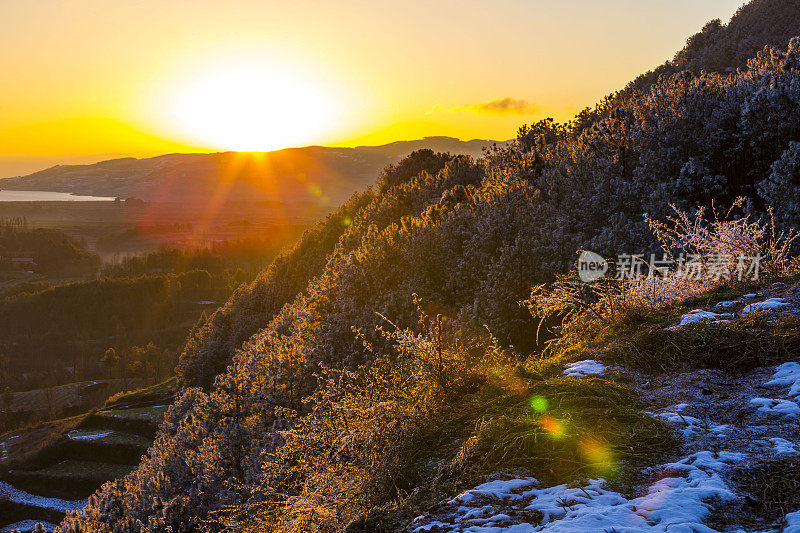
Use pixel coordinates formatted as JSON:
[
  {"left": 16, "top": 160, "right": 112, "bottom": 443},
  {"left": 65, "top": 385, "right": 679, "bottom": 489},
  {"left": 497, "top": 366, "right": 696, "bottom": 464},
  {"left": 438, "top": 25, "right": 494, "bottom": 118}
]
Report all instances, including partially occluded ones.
[
  {"left": 525, "top": 198, "right": 800, "bottom": 345},
  {"left": 215, "top": 312, "right": 673, "bottom": 532}
]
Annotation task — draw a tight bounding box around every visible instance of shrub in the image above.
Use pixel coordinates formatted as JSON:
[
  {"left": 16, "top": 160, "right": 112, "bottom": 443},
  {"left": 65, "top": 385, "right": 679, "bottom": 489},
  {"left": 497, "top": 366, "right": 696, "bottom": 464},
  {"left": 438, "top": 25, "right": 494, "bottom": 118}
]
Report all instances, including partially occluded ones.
[
  {"left": 217, "top": 311, "right": 673, "bottom": 532},
  {"left": 525, "top": 198, "right": 800, "bottom": 345}
]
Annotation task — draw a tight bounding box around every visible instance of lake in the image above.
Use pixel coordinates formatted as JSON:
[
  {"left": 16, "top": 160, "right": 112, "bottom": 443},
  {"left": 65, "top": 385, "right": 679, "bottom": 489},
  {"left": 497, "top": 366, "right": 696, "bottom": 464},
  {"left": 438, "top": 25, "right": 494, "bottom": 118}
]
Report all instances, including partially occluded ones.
[{"left": 0, "top": 190, "right": 116, "bottom": 202}]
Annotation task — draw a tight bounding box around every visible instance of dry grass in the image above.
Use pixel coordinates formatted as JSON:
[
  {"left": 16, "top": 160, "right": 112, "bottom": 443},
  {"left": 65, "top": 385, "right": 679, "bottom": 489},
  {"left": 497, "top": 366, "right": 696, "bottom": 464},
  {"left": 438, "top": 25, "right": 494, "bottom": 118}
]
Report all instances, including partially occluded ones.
[
  {"left": 103, "top": 376, "right": 176, "bottom": 409},
  {"left": 709, "top": 458, "right": 800, "bottom": 530},
  {"left": 221, "top": 314, "right": 676, "bottom": 533},
  {"left": 604, "top": 314, "right": 800, "bottom": 372}
]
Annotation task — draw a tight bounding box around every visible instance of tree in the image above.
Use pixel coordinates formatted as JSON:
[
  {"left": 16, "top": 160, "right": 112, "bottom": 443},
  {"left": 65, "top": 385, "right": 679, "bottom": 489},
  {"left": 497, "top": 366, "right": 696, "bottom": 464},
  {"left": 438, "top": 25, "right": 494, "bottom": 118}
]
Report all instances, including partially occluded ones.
[{"left": 101, "top": 347, "right": 119, "bottom": 380}]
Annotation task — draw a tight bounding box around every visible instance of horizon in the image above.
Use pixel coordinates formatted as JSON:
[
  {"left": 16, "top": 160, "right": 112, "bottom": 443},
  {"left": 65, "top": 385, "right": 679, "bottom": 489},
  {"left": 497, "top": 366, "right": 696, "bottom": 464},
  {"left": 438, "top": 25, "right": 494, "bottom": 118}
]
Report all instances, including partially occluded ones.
[
  {"left": 0, "top": 135, "right": 505, "bottom": 181},
  {"left": 0, "top": 0, "right": 745, "bottom": 178}
]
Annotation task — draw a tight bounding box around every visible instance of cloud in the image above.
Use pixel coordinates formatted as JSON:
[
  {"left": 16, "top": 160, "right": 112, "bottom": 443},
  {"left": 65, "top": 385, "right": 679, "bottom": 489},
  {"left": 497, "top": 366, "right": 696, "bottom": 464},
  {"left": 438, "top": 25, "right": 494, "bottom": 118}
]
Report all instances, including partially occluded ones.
[{"left": 453, "top": 97, "right": 537, "bottom": 116}]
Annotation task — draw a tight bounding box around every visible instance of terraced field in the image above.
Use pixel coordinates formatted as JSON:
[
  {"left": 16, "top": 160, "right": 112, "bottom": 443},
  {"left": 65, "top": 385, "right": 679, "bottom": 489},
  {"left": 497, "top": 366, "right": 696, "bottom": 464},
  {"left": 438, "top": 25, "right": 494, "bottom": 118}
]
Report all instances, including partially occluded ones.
[{"left": 0, "top": 380, "right": 174, "bottom": 532}]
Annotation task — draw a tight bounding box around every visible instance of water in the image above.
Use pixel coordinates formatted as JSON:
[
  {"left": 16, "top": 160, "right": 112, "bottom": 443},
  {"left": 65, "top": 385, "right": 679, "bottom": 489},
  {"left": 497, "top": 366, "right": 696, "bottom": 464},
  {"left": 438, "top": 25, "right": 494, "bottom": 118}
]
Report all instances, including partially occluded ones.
[{"left": 0, "top": 190, "right": 116, "bottom": 202}]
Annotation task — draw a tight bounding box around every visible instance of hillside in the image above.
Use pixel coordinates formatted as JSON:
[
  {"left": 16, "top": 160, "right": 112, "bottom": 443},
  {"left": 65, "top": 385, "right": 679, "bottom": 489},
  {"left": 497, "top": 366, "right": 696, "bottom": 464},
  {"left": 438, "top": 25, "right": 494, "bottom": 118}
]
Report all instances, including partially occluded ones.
[
  {"left": 409, "top": 280, "right": 800, "bottom": 532},
  {"left": 0, "top": 0, "right": 789, "bottom": 530},
  {"left": 45, "top": 25, "right": 800, "bottom": 532},
  {"left": 0, "top": 137, "right": 502, "bottom": 208},
  {"left": 626, "top": 0, "right": 800, "bottom": 94},
  {"left": 0, "top": 220, "right": 100, "bottom": 276},
  {"left": 0, "top": 380, "right": 176, "bottom": 532}
]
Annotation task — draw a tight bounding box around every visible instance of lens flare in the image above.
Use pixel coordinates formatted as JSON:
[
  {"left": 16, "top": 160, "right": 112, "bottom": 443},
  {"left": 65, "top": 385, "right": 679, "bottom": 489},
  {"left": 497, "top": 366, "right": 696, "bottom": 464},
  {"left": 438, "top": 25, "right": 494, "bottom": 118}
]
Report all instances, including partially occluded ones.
[
  {"left": 530, "top": 395, "right": 548, "bottom": 412},
  {"left": 539, "top": 415, "right": 565, "bottom": 438},
  {"left": 579, "top": 435, "right": 617, "bottom": 473}
]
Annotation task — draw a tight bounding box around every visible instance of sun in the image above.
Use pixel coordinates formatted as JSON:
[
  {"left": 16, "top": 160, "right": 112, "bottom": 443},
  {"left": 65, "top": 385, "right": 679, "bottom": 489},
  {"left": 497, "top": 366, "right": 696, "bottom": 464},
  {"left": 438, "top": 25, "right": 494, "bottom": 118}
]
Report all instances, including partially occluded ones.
[{"left": 172, "top": 63, "right": 337, "bottom": 152}]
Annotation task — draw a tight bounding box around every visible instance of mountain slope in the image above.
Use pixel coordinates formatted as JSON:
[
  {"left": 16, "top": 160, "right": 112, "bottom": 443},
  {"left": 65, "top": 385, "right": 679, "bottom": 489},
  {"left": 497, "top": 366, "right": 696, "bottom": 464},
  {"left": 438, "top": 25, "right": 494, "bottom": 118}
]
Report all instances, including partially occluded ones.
[
  {"left": 626, "top": 0, "right": 800, "bottom": 93},
  {"left": 54, "top": 4, "right": 800, "bottom": 532}
]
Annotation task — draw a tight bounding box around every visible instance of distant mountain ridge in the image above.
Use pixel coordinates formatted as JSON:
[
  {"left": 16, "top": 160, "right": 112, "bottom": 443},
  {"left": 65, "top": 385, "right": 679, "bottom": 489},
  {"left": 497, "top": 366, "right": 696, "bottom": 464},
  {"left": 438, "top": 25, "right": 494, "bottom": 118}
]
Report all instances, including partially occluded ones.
[{"left": 0, "top": 137, "right": 505, "bottom": 207}]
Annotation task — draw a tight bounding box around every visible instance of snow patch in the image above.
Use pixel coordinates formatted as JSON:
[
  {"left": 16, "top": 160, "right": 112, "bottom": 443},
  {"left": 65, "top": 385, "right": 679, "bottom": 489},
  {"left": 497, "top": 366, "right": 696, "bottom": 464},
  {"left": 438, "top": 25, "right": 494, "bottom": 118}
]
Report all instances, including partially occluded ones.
[
  {"left": 0, "top": 481, "right": 86, "bottom": 512},
  {"left": 766, "top": 362, "right": 800, "bottom": 398},
  {"left": 770, "top": 437, "right": 798, "bottom": 456},
  {"left": 742, "top": 297, "right": 792, "bottom": 315},
  {"left": 784, "top": 509, "right": 800, "bottom": 533},
  {"left": 414, "top": 521, "right": 448, "bottom": 532},
  {"left": 452, "top": 478, "right": 538, "bottom": 505},
  {"left": 67, "top": 429, "right": 114, "bottom": 441},
  {"left": 653, "top": 411, "right": 729, "bottom": 438},
  {"left": 668, "top": 309, "right": 730, "bottom": 329},
  {"left": 562, "top": 360, "right": 605, "bottom": 378},
  {"left": 750, "top": 397, "right": 800, "bottom": 419},
  {"left": 412, "top": 451, "right": 746, "bottom": 532}
]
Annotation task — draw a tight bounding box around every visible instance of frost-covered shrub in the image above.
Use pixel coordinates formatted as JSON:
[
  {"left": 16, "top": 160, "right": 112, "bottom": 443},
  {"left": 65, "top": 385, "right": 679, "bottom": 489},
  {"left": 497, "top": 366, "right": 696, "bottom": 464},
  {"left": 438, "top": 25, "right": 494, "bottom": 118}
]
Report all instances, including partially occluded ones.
[
  {"left": 219, "top": 312, "right": 506, "bottom": 532},
  {"left": 526, "top": 198, "right": 800, "bottom": 340},
  {"left": 758, "top": 142, "right": 800, "bottom": 229}
]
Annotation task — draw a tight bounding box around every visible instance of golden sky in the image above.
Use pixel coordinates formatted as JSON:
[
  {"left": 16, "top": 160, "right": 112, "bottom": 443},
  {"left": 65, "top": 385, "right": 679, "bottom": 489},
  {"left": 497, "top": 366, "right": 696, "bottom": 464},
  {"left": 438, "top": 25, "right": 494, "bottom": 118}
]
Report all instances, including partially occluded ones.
[{"left": 0, "top": 0, "right": 746, "bottom": 177}]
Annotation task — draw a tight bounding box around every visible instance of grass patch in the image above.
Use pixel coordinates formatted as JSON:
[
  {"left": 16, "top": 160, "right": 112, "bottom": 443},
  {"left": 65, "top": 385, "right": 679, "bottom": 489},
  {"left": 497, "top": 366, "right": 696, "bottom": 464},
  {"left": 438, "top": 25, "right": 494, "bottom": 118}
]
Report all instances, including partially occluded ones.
[
  {"left": 578, "top": 280, "right": 771, "bottom": 350},
  {"left": 7, "top": 459, "right": 135, "bottom": 499},
  {"left": 97, "top": 405, "right": 169, "bottom": 423},
  {"left": 0, "top": 413, "right": 89, "bottom": 469},
  {"left": 446, "top": 377, "right": 677, "bottom": 487},
  {"left": 337, "top": 375, "right": 677, "bottom": 533},
  {"left": 67, "top": 429, "right": 151, "bottom": 448},
  {"left": 604, "top": 314, "right": 800, "bottom": 371},
  {"left": 103, "top": 376, "right": 176, "bottom": 409},
  {"left": 28, "top": 459, "right": 132, "bottom": 479}
]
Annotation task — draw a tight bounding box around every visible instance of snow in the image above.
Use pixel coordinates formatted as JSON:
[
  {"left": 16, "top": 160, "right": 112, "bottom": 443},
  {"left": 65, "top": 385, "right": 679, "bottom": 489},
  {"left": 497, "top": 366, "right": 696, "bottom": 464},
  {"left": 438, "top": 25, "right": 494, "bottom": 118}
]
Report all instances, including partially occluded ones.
[
  {"left": 0, "top": 481, "right": 86, "bottom": 512},
  {"left": 411, "top": 451, "right": 746, "bottom": 532},
  {"left": 742, "top": 297, "right": 792, "bottom": 314},
  {"left": 414, "top": 521, "right": 448, "bottom": 532},
  {"left": 766, "top": 362, "right": 800, "bottom": 398},
  {"left": 67, "top": 429, "right": 113, "bottom": 441},
  {"left": 0, "top": 521, "right": 58, "bottom": 532},
  {"left": 769, "top": 437, "right": 798, "bottom": 456},
  {"left": 412, "top": 355, "right": 800, "bottom": 532},
  {"left": 668, "top": 309, "right": 730, "bottom": 329},
  {"left": 750, "top": 397, "right": 800, "bottom": 419},
  {"left": 454, "top": 478, "right": 538, "bottom": 504},
  {"left": 784, "top": 510, "right": 800, "bottom": 533},
  {"left": 652, "top": 411, "right": 729, "bottom": 438},
  {"left": 562, "top": 360, "right": 605, "bottom": 378}
]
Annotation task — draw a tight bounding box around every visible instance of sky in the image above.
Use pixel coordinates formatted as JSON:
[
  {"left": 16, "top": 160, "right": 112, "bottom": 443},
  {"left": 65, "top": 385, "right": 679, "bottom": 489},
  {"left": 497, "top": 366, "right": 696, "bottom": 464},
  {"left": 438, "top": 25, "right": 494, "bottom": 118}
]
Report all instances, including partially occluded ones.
[{"left": 0, "top": 0, "right": 746, "bottom": 178}]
